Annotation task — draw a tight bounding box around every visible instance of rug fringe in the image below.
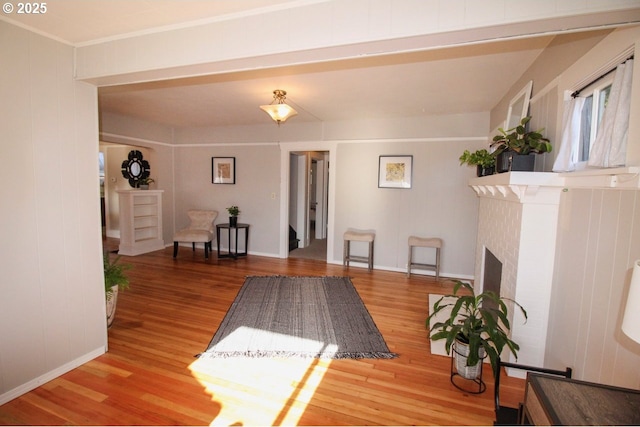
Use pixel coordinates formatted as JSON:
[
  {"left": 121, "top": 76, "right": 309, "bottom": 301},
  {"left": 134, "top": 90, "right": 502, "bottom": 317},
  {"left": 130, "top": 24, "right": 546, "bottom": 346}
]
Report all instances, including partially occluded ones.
[{"left": 197, "top": 351, "right": 398, "bottom": 360}]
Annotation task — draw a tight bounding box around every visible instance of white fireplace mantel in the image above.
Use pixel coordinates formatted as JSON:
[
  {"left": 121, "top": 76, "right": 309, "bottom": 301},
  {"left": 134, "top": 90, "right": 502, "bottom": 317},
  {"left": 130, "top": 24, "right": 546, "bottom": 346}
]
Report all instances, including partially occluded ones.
[
  {"left": 470, "top": 167, "right": 640, "bottom": 202},
  {"left": 470, "top": 172, "right": 563, "bottom": 204}
]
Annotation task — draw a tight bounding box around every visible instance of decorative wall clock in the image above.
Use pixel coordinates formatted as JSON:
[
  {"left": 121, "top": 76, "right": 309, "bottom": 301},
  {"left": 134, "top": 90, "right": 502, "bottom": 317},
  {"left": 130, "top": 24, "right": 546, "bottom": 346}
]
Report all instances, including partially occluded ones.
[{"left": 121, "top": 150, "right": 150, "bottom": 188}]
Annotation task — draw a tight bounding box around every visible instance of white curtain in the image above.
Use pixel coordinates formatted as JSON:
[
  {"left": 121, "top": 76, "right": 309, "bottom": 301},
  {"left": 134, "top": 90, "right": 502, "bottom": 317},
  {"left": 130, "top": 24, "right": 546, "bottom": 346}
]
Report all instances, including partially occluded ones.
[
  {"left": 553, "top": 97, "right": 585, "bottom": 172},
  {"left": 588, "top": 59, "right": 634, "bottom": 168}
]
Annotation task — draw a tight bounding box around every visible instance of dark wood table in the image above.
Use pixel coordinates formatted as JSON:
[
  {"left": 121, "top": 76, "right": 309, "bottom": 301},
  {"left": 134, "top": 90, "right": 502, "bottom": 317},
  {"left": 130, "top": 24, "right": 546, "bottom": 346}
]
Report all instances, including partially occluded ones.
[
  {"left": 522, "top": 372, "right": 640, "bottom": 425},
  {"left": 216, "top": 223, "right": 249, "bottom": 259}
]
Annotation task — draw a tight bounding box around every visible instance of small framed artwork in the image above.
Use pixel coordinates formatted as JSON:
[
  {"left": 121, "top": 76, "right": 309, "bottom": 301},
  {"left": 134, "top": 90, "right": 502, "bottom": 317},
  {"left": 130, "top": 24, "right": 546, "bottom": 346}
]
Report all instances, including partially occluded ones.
[
  {"left": 212, "top": 157, "right": 236, "bottom": 184},
  {"left": 378, "top": 155, "right": 413, "bottom": 189}
]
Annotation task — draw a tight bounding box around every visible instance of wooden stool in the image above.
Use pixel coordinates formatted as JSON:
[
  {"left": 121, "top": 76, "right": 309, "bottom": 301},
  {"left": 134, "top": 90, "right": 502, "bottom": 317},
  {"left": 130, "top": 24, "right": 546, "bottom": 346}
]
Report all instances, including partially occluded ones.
[
  {"left": 407, "top": 236, "right": 442, "bottom": 279},
  {"left": 343, "top": 229, "right": 375, "bottom": 271}
]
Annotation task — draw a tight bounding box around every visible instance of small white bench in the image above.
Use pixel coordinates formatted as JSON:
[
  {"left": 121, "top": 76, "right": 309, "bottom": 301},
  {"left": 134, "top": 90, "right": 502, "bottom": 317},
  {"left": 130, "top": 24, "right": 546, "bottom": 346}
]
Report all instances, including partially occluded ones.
[
  {"left": 343, "top": 229, "right": 375, "bottom": 271},
  {"left": 407, "top": 236, "right": 442, "bottom": 279}
]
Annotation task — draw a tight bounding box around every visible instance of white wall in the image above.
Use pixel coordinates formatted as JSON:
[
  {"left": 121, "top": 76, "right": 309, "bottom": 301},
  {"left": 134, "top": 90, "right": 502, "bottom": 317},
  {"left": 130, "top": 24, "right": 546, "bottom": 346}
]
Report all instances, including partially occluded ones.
[
  {"left": 333, "top": 138, "right": 483, "bottom": 276},
  {"left": 548, "top": 189, "right": 640, "bottom": 389},
  {"left": 173, "top": 144, "right": 282, "bottom": 256},
  {"left": 543, "top": 27, "right": 640, "bottom": 388},
  {"left": 0, "top": 22, "right": 106, "bottom": 404},
  {"left": 487, "top": 25, "right": 640, "bottom": 387},
  {"left": 102, "top": 109, "right": 488, "bottom": 277}
]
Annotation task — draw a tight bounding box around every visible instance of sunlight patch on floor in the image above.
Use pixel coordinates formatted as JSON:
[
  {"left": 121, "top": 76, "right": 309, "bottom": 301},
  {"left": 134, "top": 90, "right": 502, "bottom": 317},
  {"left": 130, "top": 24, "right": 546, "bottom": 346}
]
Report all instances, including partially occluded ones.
[{"left": 189, "top": 356, "right": 332, "bottom": 425}]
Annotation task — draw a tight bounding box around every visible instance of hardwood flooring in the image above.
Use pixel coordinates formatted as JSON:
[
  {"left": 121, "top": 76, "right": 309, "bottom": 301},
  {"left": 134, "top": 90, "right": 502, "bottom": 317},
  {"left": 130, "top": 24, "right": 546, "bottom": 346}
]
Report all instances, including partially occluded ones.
[{"left": 0, "top": 241, "right": 525, "bottom": 425}]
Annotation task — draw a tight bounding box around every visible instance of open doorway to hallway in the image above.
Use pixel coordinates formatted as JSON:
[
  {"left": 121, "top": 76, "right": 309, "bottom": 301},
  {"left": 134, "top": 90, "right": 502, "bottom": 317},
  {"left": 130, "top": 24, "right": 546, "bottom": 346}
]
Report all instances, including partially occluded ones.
[{"left": 288, "top": 151, "right": 328, "bottom": 261}]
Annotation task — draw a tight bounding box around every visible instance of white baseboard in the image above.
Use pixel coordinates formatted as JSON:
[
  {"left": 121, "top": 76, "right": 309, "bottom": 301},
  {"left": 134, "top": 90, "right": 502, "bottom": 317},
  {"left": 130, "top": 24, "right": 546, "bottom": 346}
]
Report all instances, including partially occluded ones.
[{"left": 0, "top": 346, "right": 106, "bottom": 405}]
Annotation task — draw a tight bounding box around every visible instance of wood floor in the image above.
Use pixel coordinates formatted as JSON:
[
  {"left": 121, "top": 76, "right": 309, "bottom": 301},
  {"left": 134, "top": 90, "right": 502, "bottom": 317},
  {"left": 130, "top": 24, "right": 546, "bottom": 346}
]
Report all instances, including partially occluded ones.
[{"left": 0, "top": 241, "right": 525, "bottom": 426}]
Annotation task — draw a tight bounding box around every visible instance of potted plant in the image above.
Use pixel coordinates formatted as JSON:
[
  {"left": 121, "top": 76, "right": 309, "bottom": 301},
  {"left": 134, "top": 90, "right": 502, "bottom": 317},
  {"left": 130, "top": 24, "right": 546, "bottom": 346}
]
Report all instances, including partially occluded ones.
[
  {"left": 227, "top": 205, "right": 240, "bottom": 227},
  {"left": 491, "top": 116, "right": 552, "bottom": 173},
  {"left": 103, "top": 252, "right": 131, "bottom": 327},
  {"left": 459, "top": 149, "right": 496, "bottom": 177},
  {"left": 427, "top": 280, "right": 527, "bottom": 381},
  {"left": 138, "top": 177, "right": 154, "bottom": 190}
]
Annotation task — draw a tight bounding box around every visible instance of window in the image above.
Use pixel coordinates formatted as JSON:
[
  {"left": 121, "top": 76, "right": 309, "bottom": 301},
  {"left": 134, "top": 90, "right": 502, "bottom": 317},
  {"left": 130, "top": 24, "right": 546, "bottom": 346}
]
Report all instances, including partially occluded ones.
[{"left": 577, "top": 76, "right": 613, "bottom": 162}]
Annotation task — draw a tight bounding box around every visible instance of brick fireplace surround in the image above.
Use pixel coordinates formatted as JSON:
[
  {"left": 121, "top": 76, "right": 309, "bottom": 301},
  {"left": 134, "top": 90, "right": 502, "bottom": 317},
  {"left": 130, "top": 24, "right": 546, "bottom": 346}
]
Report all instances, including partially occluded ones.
[{"left": 469, "top": 168, "right": 640, "bottom": 375}]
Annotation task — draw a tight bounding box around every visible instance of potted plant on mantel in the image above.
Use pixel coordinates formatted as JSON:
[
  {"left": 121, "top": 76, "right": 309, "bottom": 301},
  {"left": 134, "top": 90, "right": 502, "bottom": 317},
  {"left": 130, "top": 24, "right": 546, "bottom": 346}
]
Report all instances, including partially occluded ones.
[
  {"left": 459, "top": 149, "right": 496, "bottom": 177},
  {"left": 427, "top": 280, "right": 527, "bottom": 384},
  {"left": 491, "top": 116, "right": 552, "bottom": 173},
  {"left": 227, "top": 205, "right": 240, "bottom": 227},
  {"left": 103, "top": 252, "right": 131, "bottom": 328}
]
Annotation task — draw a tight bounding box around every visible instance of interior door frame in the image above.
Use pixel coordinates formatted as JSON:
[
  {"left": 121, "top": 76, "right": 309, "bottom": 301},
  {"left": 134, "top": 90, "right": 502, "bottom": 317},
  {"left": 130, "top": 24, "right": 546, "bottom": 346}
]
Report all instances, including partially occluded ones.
[{"left": 279, "top": 142, "right": 337, "bottom": 260}]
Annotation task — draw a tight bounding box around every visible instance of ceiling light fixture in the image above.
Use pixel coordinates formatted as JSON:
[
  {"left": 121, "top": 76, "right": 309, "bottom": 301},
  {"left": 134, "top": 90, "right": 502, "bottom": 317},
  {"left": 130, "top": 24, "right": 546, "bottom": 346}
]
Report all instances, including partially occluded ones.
[{"left": 260, "top": 89, "right": 298, "bottom": 125}]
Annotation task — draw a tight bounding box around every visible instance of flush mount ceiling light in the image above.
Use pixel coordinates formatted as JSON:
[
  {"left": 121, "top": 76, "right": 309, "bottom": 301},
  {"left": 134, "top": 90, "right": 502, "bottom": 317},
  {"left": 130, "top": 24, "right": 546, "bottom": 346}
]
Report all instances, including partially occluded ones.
[{"left": 260, "top": 89, "right": 298, "bottom": 125}]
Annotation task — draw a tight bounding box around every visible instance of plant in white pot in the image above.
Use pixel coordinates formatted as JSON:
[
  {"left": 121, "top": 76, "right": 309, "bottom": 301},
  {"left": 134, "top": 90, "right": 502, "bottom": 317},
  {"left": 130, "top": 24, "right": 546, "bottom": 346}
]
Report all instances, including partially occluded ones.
[
  {"left": 427, "top": 280, "right": 527, "bottom": 381},
  {"left": 103, "top": 252, "right": 131, "bottom": 327}
]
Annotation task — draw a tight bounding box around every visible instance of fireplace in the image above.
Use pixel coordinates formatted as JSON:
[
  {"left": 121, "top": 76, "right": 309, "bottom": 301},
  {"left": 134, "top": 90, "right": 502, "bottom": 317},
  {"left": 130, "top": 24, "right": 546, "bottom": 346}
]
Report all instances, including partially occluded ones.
[
  {"left": 470, "top": 172, "right": 564, "bottom": 370},
  {"left": 483, "top": 248, "right": 502, "bottom": 296}
]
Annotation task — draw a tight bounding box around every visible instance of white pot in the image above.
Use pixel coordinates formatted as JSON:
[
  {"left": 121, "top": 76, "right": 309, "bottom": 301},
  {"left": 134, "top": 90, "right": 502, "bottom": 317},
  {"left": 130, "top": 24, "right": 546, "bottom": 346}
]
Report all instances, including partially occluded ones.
[
  {"left": 454, "top": 339, "right": 485, "bottom": 380},
  {"left": 106, "top": 285, "right": 119, "bottom": 327}
]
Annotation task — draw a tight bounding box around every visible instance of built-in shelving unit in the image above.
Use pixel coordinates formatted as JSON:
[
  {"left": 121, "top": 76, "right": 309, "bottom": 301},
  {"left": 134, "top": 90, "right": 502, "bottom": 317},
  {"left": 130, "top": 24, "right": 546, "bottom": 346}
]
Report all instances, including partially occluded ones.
[{"left": 117, "top": 189, "right": 164, "bottom": 256}]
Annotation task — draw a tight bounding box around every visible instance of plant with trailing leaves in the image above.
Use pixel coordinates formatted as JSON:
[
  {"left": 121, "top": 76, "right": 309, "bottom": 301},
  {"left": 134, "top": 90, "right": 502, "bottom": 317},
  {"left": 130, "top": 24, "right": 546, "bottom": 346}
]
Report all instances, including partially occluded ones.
[
  {"left": 491, "top": 116, "right": 552, "bottom": 155},
  {"left": 459, "top": 149, "right": 496, "bottom": 168},
  {"left": 426, "top": 280, "right": 527, "bottom": 376}
]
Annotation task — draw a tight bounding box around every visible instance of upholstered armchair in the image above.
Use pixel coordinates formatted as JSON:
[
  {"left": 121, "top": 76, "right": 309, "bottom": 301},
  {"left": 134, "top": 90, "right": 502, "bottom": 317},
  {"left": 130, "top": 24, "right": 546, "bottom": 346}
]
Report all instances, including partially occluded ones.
[{"left": 173, "top": 210, "right": 218, "bottom": 259}]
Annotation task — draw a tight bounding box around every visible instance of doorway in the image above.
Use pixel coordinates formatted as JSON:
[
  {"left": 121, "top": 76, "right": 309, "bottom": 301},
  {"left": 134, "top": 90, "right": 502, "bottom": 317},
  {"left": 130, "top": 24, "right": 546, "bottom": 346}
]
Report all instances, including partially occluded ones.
[{"left": 288, "top": 151, "right": 329, "bottom": 261}]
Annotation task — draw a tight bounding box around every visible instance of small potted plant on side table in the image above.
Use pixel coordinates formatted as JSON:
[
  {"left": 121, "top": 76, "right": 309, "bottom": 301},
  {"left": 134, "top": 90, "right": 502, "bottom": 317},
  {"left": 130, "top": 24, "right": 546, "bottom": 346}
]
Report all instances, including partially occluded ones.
[
  {"left": 459, "top": 149, "right": 496, "bottom": 177},
  {"left": 227, "top": 205, "right": 240, "bottom": 227}
]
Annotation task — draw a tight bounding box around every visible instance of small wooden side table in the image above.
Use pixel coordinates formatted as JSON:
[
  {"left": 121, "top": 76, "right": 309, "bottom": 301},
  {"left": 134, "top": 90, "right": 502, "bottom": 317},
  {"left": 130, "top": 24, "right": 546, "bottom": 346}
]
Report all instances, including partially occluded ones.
[{"left": 216, "top": 223, "right": 249, "bottom": 259}]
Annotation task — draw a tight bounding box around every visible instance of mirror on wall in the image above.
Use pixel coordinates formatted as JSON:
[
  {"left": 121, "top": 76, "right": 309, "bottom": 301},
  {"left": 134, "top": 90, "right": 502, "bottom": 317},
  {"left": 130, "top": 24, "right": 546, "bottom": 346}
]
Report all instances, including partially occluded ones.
[
  {"left": 505, "top": 80, "right": 533, "bottom": 130},
  {"left": 121, "top": 150, "right": 150, "bottom": 188}
]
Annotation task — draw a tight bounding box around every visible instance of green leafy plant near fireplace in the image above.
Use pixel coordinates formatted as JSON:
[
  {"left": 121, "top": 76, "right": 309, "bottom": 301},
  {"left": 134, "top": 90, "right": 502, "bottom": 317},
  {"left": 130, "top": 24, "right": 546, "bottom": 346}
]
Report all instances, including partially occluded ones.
[{"left": 427, "top": 280, "right": 527, "bottom": 381}]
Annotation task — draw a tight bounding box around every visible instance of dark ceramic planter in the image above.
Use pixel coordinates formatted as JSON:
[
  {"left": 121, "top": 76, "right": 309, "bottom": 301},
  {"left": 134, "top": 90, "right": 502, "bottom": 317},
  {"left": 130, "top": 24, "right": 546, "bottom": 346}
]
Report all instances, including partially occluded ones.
[
  {"left": 476, "top": 165, "right": 495, "bottom": 177},
  {"left": 229, "top": 216, "right": 238, "bottom": 227},
  {"left": 496, "top": 151, "right": 535, "bottom": 173}
]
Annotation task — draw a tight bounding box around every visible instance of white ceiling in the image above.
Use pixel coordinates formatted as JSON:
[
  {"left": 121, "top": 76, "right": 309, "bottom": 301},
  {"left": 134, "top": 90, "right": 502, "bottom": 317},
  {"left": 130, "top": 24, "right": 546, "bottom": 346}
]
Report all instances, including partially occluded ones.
[
  {"left": 1, "top": 1, "right": 630, "bottom": 129},
  {"left": 97, "top": 38, "right": 552, "bottom": 128}
]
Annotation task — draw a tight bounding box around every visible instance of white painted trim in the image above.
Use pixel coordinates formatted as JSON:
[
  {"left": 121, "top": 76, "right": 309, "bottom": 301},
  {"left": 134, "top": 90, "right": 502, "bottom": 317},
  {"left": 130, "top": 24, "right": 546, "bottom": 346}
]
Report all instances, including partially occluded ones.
[
  {"left": 0, "top": 347, "right": 106, "bottom": 405},
  {"left": 102, "top": 131, "right": 487, "bottom": 148}
]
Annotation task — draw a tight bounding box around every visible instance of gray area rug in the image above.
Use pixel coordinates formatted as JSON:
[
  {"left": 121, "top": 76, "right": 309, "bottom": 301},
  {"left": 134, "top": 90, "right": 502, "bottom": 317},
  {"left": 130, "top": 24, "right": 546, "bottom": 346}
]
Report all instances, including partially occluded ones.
[{"left": 199, "top": 276, "right": 397, "bottom": 359}]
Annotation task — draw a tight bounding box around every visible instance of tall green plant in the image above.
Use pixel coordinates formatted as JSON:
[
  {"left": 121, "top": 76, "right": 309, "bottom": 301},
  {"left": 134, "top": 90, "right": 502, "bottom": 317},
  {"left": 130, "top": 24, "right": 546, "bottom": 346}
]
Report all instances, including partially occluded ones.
[
  {"left": 427, "top": 280, "right": 527, "bottom": 376},
  {"left": 103, "top": 252, "right": 131, "bottom": 294}
]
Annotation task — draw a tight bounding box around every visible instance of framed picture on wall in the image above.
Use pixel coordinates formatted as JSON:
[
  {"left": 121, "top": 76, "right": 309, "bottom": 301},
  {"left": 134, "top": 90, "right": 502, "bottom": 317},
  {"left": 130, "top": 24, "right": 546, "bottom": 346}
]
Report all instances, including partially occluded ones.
[
  {"left": 378, "top": 155, "right": 412, "bottom": 189},
  {"left": 212, "top": 157, "right": 236, "bottom": 184}
]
